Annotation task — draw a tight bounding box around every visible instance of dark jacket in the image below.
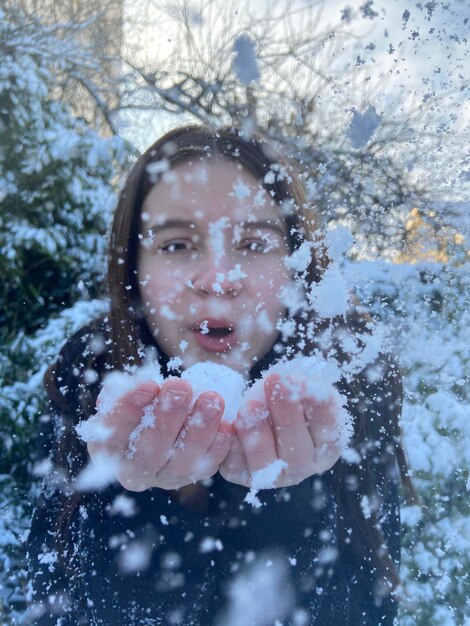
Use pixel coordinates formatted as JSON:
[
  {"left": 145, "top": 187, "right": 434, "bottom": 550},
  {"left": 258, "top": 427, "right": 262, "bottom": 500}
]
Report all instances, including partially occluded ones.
[{"left": 26, "top": 324, "right": 401, "bottom": 626}]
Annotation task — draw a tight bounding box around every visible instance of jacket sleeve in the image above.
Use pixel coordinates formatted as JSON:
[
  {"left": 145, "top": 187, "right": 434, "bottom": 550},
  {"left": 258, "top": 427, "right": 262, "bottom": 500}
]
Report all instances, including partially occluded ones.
[
  {"left": 338, "top": 355, "right": 403, "bottom": 626},
  {"left": 350, "top": 451, "right": 401, "bottom": 626},
  {"left": 26, "top": 410, "right": 88, "bottom": 626},
  {"left": 26, "top": 322, "right": 107, "bottom": 624},
  {"left": 344, "top": 459, "right": 400, "bottom": 626}
]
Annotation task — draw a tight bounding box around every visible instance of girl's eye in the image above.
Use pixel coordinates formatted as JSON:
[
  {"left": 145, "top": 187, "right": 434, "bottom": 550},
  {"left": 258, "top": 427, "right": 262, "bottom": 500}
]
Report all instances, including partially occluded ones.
[
  {"left": 240, "top": 239, "right": 267, "bottom": 253},
  {"left": 159, "top": 240, "right": 195, "bottom": 254}
]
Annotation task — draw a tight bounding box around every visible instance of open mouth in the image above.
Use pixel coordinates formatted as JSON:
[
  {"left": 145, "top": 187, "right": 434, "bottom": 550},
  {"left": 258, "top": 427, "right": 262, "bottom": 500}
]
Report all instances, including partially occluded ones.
[
  {"left": 193, "top": 319, "right": 234, "bottom": 335},
  {"left": 191, "top": 319, "right": 236, "bottom": 352},
  {"left": 203, "top": 327, "right": 233, "bottom": 337}
]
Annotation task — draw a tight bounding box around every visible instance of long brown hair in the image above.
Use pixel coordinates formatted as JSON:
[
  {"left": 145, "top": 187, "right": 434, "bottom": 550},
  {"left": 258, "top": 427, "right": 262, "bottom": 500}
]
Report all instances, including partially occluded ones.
[{"left": 45, "top": 125, "right": 415, "bottom": 597}]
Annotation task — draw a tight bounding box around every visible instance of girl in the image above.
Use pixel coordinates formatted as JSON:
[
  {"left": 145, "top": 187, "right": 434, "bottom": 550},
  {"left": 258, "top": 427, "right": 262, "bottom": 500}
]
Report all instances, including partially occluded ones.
[{"left": 27, "top": 126, "right": 413, "bottom": 626}]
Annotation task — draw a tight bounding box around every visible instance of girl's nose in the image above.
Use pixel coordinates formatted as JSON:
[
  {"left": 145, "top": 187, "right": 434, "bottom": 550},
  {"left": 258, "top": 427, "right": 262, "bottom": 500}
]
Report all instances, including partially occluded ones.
[{"left": 191, "top": 253, "right": 244, "bottom": 297}]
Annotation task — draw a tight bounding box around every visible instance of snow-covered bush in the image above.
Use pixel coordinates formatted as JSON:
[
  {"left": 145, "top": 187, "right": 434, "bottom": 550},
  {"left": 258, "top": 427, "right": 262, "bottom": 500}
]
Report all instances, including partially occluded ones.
[
  {"left": 0, "top": 8, "right": 126, "bottom": 620},
  {"left": 345, "top": 260, "right": 470, "bottom": 625},
  {"left": 0, "top": 7, "right": 126, "bottom": 471}
]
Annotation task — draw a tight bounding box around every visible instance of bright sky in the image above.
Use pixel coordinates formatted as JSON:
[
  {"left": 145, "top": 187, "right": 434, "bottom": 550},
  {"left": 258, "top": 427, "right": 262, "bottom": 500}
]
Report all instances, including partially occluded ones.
[
  {"left": 121, "top": 0, "right": 468, "bottom": 122},
  {"left": 119, "top": 0, "right": 469, "bottom": 199}
]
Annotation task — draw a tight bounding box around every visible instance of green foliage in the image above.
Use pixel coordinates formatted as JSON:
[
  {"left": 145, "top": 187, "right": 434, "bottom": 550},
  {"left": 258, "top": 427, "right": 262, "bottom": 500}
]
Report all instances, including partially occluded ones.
[
  {"left": 0, "top": 46, "right": 124, "bottom": 342},
  {"left": 0, "top": 9, "right": 129, "bottom": 620},
  {"left": 0, "top": 476, "right": 33, "bottom": 625},
  {"left": 0, "top": 10, "right": 127, "bottom": 477}
]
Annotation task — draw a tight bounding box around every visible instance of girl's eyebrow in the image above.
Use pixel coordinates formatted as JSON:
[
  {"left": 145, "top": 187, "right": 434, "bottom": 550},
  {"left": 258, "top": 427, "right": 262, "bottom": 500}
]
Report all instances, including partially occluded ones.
[
  {"left": 147, "top": 218, "right": 285, "bottom": 235},
  {"left": 147, "top": 219, "right": 196, "bottom": 234},
  {"left": 239, "top": 220, "right": 286, "bottom": 235}
]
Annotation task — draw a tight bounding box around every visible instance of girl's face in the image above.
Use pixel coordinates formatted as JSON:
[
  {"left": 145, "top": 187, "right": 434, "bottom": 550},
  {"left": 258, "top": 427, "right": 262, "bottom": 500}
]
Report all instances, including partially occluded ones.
[{"left": 137, "top": 158, "right": 293, "bottom": 374}]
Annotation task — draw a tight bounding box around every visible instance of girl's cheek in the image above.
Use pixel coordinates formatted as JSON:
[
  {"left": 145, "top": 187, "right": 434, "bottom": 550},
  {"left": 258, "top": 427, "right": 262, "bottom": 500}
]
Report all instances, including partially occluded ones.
[
  {"left": 140, "top": 280, "right": 170, "bottom": 306},
  {"left": 264, "top": 264, "right": 292, "bottom": 288},
  {"left": 141, "top": 264, "right": 186, "bottom": 296},
  {"left": 159, "top": 265, "right": 186, "bottom": 289}
]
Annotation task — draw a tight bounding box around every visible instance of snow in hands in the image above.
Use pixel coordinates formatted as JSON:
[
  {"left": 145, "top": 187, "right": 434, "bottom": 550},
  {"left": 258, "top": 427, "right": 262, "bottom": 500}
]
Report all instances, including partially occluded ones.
[{"left": 76, "top": 357, "right": 353, "bottom": 500}]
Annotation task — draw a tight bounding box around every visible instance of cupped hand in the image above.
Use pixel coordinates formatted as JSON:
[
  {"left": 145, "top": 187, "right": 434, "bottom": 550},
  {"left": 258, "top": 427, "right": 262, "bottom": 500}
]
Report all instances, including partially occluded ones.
[
  {"left": 87, "top": 379, "right": 232, "bottom": 491},
  {"left": 219, "top": 374, "right": 342, "bottom": 488}
]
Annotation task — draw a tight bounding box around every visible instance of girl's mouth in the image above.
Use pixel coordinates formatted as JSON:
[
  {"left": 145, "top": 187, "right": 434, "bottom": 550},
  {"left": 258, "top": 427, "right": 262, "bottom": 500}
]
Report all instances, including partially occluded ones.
[
  {"left": 204, "top": 327, "right": 232, "bottom": 337},
  {"left": 191, "top": 319, "right": 236, "bottom": 352}
]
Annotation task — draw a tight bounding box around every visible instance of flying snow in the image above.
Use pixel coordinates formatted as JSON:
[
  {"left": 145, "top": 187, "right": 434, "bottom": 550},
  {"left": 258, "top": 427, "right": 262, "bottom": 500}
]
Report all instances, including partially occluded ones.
[
  {"left": 309, "top": 262, "right": 350, "bottom": 319},
  {"left": 232, "top": 35, "right": 260, "bottom": 85},
  {"left": 75, "top": 452, "right": 121, "bottom": 491},
  {"left": 346, "top": 105, "right": 382, "bottom": 149},
  {"left": 244, "top": 460, "right": 288, "bottom": 508}
]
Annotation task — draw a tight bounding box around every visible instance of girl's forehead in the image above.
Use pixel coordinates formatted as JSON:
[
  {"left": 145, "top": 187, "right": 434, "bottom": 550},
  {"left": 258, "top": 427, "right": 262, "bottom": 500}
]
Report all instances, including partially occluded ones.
[
  {"left": 152, "top": 157, "right": 261, "bottom": 192},
  {"left": 142, "top": 158, "right": 281, "bottom": 225}
]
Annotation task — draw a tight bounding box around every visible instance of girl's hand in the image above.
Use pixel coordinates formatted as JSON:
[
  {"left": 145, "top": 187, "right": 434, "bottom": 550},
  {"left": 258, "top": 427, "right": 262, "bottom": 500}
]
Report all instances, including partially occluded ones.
[
  {"left": 87, "top": 379, "right": 232, "bottom": 491},
  {"left": 219, "top": 374, "right": 342, "bottom": 488}
]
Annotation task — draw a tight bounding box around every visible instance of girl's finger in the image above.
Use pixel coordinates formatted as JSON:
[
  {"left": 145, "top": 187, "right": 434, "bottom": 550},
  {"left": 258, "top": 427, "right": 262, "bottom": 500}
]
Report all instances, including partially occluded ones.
[
  {"left": 203, "top": 420, "right": 233, "bottom": 470},
  {"left": 88, "top": 381, "right": 161, "bottom": 458},
  {"left": 303, "top": 396, "right": 342, "bottom": 472},
  {"left": 219, "top": 432, "right": 250, "bottom": 486},
  {"left": 116, "top": 379, "right": 193, "bottom": 488},
  {"left": 160, "top": 422, "right": 233, "bottom": 489},
  {"left": 233, "top": 400, "right": 278, "bottom": 480},
  {"left": 265, "top": 375, "right": 316, "bottom": 483},
  {"left": 156, "top": 392, "right": 226, "bottom": 484}
]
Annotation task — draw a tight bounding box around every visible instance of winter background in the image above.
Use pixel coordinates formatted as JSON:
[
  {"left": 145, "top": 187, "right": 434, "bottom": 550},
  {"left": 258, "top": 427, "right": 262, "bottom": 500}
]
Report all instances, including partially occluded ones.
[{"left": 0, "top": 0, "right": 469, "bottom": 624}]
